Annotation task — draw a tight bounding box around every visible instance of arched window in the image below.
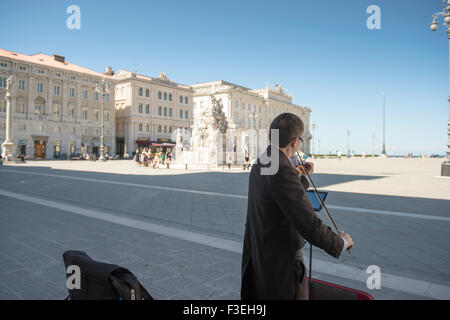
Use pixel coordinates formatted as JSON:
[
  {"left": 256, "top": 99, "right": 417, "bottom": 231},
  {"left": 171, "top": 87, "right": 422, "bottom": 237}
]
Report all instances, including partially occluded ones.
[
  {"left": 169, "top": 108, "right": 172, "bottom": 117},
  {"left": 138, "top": 123, "right": 143, "bottom": 131},
  {"left": 158, "top": 106, "right": 162, "bottom": 115},
  {"left": 158, "top": 91, "right": 162, "bottom": 99},
  {"left": 34, "top": 97, "right": 46, "bottom": 115},
  {"left": 169, "top": 93, "right": 172, "bottom": 101},
  {"left": 146, "top": 89, "right": 150, "bottom": 97},
  {"left": 180, "top": 96, "right": 183, "bottom": 103},
  {"left": 169, "top": 126, "right": 172, "bottom": 133},
  {"left": 139, "top": 88, "right": 143, "bottom": 96},
  {"left": 158, "top": 125, "right": 161, "bottom": 133},
  {"left": 185, "top": 97, "right": 188, "bottom": 104},
  {"left": 164, "top": 92, "right": 167, "bottom": 100},
  {"left": 185, "top": 110, "right": 188, "bottom": 119},
  {"left": 163, "top": 125, "right": 167, "bottom": 133},
  {"left": 163, "top": 107, "right": 167, "bottom": 116}
]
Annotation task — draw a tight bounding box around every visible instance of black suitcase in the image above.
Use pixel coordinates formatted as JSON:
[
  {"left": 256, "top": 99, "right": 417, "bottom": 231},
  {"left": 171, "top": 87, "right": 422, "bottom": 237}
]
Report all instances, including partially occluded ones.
[{"left": 63, "top": 250, "right": 153, "bottom": 300}]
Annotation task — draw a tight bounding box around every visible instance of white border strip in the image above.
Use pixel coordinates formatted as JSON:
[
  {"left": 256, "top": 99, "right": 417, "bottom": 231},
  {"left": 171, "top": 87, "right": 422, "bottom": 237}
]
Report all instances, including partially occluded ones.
[{"left": 0, "top": 188, "right": 449, "bottom": 300}]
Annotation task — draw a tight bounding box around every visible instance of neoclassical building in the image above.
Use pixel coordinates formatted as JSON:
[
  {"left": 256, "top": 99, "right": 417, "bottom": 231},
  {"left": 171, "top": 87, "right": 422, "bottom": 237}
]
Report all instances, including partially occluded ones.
[
  {"left": 113, "top": 70, "right": 194, "bottom": 155},
  {"left": 0, "top": 48, "right": 115, "bottom": 159},
  {"left": 190, "top": 80, "right": 312, "bottom": 155}
]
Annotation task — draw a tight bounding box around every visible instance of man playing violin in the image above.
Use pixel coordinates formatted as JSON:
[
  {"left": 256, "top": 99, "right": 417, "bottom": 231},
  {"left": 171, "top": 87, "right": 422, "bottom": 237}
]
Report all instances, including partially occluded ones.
[{"left": 241, "top": 113, "right": 354, "bottom": 300}]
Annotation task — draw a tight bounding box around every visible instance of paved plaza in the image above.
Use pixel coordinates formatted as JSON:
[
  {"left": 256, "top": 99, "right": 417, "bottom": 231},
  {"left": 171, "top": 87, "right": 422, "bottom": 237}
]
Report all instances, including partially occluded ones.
[{"left": 0, "top": 157, "right": 449, "bottom": 300}]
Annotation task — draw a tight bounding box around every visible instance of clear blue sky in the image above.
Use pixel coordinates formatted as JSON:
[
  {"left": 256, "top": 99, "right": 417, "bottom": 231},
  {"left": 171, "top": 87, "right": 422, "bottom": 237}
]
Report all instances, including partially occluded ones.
[{"left": 1, "top": 0, "right": 448, "bottom": 155}]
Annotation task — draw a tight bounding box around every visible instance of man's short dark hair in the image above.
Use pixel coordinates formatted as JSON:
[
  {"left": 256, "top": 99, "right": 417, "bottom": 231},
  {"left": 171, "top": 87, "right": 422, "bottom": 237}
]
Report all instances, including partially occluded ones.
[{"left": 269, "top": 113, "right": 304, "bottom": 148}]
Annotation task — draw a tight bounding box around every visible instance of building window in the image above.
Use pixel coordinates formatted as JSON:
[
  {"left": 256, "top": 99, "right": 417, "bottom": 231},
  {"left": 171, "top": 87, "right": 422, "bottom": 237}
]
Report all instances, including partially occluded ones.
[
  {"left": 105, "top": 111, "right": 110, "bottom": 122},
  {"left": 19, "top": 123, "right": 26, "bottom": 131},
  {"left": 259, "top": 105, "right": 261, "bottom": 113},
  {"left": 38, "top": 69, "right": 45, "bottom": 74},
  {"left": 185, "top": 97, "right": 188, "bottom": 104},
  {"left": 163, "top": 125, "right": 167, "bottom": 133},
  {"left": 94, "top": 91, "right": 99, "bottom": 101},
  {"left": 138, "top": 103, "right": 143, "bottom": 113},
  {"left": 19, "top": 65, "right": 27, "bottom": 71},
  {"left": 82, "top": 90, "right": 88, "bottom": 100},
  {"left": 146, "top": 89, "right": 150, "bottom": 97},
  {"left": 234, "top": 114, "right": 239, "bottom": 125},
  {"left": 82, "top": 109, "right": 88, "bottom": 120},
  {"left": 0, "top": 77, "right": 7, "bottom": 88},
  {"left": 54, "top": 86, "right": 61, "bottom": 96},
  {"left": 70, "top": 75, "right": 76, "bottom": 80},
  {"left": 169, "top": 126, "right": 172, "bottom": 133},
  {"left": 105, "top": 93, "right": 110, "bottom": 103},
  {"left": 253, "top": 105, "right": 256, "bottom": 112},
  {"left": 158, "top": 91, "right": 162, "bottom": 99},
  {"left": 158, "top": 125, "right": 161, "bottom": 133},
  {"left": 248, "top": 104, "right": 251, "bottom": 111},
  {"left": 169, "top": 108, "right": 172, "bottom": 117},
  {"left": 94, "top": 128, "right": 100, "bottom": 136},
  {"left": 169, "top": 93, "right": 172, "bottom": 101},
  {"left": 235, "top": 101, "right": 238, "bottom": 108},
  {"left": 19, "top": 80, "right": 25, "bottom": 90},
  {"left": 180, "top": 96, "right": 183, "bottom": 103},
  {"left": 69, "top": 108, "right": 75, "bottom": 118},
  {"left": 94, "top": 111, "right": 99, "bottom": 122},
  {"left": 17, "top": 102, "right": 25, "bottom": 114},
  {"left": 70, "top": 127, "right": 75, "bottom": 134},
  {"left": 35, "top": 104, "right": 42, "bottom": 115},
  {"left": 158, "top": 106, "right": 162, "bottom": 116},
  {"left": 145, "top": 104, "right": 150, "bottom": 114},
  {"left": 106, "top": 129, "right": 110, "bottom": 136},
  {"left": 242, "top": 102, "right": 245, "bottom": 110},
  {"left": 37, "top": 125, "right": 44, "bottom": 132},
  {"left": 69, "top": 87, "right": 75, "bottom": 97},
  {"left": 53, "top": 105, "right": 60, "bottom": 117},
  {"left": 37, "top": 83, "right": 43, "bottom": 93},
  {"left": 179, "top": 109, "right": 183, "bottom": 118},
  {"left": 55, "top": 126, "right": 61, "bottom": 133},
  {"left": 164, "top": 92, "right": 167, "bottom": 100},
  {"left": 0, "top": 62, "right": 7, "bottom": 68},
  {"left": 139, "top": 123, "right": 143, "bottom": 131},
  {"left": 139, "top": 87, "right": 143, "bottom": 96},
  {"left": 146, "top": 124, "right": 149, "bottom": 132},
  {"left": 0, "top": 100, "right": 5, "bottom": 112},
  {"left": 163, "top": 107, "right": 167, "bottom": 116},
  {"left": 185, "top": 110, "right": 188, "bottom": 119}
]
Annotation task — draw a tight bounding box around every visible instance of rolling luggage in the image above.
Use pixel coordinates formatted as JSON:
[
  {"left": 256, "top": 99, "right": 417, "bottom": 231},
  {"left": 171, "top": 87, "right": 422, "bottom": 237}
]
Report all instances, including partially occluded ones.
[{"left": 63, "top": 250, "right": 153, "bottom": 300}]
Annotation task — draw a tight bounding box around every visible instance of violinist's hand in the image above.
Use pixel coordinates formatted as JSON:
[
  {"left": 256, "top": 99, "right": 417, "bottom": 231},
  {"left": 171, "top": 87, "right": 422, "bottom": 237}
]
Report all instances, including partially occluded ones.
[
  {"left": 339, "top": 231, "right": 354, "bottom": 250},
  {"left": 303, "top": 162, "right": 314, "bottom": 176}
]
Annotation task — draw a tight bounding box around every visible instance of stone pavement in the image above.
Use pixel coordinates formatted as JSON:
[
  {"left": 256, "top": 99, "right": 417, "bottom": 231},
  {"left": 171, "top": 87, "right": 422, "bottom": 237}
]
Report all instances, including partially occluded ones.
[{"left": 0, "top": 158, "right": 449, "bottom": 299}]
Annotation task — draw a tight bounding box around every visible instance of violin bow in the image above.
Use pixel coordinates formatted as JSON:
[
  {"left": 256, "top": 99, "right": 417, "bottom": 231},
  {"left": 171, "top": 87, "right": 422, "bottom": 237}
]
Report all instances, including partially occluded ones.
[{"left": 296, "top": 151, "right": 352, "bottom": 255}]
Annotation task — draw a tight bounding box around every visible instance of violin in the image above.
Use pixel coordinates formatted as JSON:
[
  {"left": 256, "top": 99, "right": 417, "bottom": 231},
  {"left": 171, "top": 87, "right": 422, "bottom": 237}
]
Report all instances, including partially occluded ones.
[{"left": 294, "top": 151, "right": 352, "bottom": 255}]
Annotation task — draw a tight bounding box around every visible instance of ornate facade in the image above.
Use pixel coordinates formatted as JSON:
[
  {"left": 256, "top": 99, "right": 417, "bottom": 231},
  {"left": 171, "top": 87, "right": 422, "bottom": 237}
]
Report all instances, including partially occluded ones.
[
  {"left": 0, "top": 48, "right": 115, "bottom": 159},
  {"left": 113, "top": 70, "right": 194, "bottom": 155},
  {"left": 190, "top": 81, "right": 312, "bottom": 156}
]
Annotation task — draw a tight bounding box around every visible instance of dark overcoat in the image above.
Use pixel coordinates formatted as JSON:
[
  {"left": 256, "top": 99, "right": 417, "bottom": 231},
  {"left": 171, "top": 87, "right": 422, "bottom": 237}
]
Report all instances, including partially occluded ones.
[{"left": 241, "top": 147, "right": 344, "bottom": 300}]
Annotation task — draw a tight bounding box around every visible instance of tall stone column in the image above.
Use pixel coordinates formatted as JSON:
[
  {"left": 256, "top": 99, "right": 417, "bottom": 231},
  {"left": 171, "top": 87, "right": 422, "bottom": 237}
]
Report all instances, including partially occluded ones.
[{"left": 1, "top": 76, "right": 17, "bottom": 161}]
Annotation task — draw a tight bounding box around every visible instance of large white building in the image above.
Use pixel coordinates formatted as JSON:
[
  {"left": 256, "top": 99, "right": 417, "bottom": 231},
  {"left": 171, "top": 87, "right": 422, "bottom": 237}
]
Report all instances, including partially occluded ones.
[
  {"left": 0, "top": 48, "right": 115, "bottom": 159},
  {"left": 113, "top": 71, "right": 194, "bottom": 155},
  {"left": 190, "top": 80, "right": 312, "bottom": 155}
]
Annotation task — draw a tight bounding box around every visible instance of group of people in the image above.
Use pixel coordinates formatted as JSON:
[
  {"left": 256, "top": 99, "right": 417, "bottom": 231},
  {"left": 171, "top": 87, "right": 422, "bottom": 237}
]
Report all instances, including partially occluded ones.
[{"left": 134, "top": 149, "right": 172, "bottom": 169}]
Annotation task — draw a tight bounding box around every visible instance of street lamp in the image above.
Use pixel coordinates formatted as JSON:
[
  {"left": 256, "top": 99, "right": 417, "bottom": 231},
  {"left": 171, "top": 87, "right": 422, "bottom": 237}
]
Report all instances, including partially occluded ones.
[
  {"left": 347, "top": 129, "right": 350, "bottom": 157},
  {"left": 312, "top": 122, "right": 316, "bottom": 158},
  {"left": 95, "top": 79, "right": 110, "bottom": 161},
  {"left": 430, "top": 0, "right": 450, "bottom": 176}
]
